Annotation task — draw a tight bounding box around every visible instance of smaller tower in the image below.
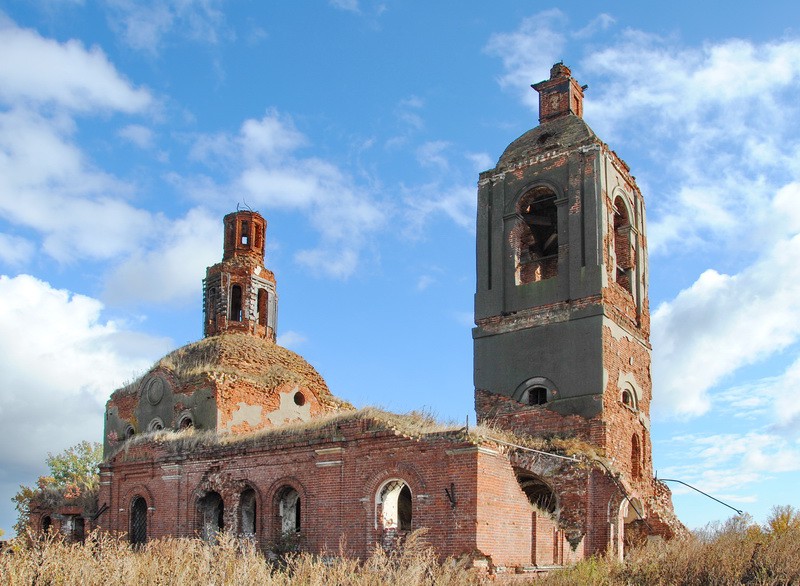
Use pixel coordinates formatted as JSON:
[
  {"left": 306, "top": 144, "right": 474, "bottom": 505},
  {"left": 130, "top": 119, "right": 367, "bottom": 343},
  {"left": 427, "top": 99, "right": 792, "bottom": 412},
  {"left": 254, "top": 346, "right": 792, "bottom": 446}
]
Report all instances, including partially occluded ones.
[{"left": 203, "top": 210, "right": 278, "bottom": 340}]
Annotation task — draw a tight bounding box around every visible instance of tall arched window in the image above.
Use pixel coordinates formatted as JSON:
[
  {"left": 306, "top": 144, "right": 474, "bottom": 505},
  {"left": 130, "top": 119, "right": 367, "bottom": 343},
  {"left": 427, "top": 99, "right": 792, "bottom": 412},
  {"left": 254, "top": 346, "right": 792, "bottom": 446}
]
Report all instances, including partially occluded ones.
[
  {"left": 239, "top": 488, "right": 256, "bottom": 536},
  {"left": 230, "top": 285, "right": 243, "bottom": 321},
  {"left": 277, "top": 487, "right": 301, "bottom": 535},
  {"left": 378, "top": 480, "right": 412, "bottom": 531},
  {"left": 631, "top": 434, "right": 642, "bottom": 480},
  {"left": 257, "top": 289, "right": 267, "bottom": 327},
  {"left": 613, "top": 196, "right": 633, "bottom": 294},
  {"left": 130, "top": 496, "right": 148, "bottom": 545},
  {"left": 198, "top": 491, "right": 224, "bottom": 542},
  {"left": 513, "top": 186, "right": 558, "bottom": 285},
  {"left": 41, "top": 515, "right": 52, "bottom": 534}
]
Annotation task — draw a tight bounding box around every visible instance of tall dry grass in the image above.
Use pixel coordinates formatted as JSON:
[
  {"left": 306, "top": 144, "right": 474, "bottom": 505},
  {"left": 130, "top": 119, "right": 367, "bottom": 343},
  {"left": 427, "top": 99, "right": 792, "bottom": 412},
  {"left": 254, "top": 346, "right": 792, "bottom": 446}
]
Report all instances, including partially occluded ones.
[
  {"left": 0, "top": 529, "right": 485, "bottom": 586},
  {"left": 538, "top": 506, "right": 800, "bottom": 586},
  {"left": 3, "top": 508, "right": 799, "bottom": 585}
]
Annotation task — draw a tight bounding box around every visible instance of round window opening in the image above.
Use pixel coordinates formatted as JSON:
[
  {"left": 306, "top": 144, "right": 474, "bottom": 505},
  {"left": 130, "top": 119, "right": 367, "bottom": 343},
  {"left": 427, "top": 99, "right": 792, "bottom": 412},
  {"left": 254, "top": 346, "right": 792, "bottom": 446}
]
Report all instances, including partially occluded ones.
[
  {"left": 124, "top": 425, "right": 135, "bottom": 439},
  {"left": 179, "top": 415, "right": 194, "bottom": 429},
  {"left": 293, "top": 392, "right": 306, "bottom": 406},
  {"left": 148, "top": 418, "right": 164, "bottom": 432}
]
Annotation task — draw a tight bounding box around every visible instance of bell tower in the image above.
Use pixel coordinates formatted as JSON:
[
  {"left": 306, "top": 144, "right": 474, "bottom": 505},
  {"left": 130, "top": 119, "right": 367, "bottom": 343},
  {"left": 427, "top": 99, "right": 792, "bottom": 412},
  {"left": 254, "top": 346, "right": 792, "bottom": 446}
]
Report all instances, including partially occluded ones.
[
  {"left": 203, "top": 210, "right": 278, "bottom": 341},
  {"left": 474, "top": 64, "right": 652, "bottom": 484}
]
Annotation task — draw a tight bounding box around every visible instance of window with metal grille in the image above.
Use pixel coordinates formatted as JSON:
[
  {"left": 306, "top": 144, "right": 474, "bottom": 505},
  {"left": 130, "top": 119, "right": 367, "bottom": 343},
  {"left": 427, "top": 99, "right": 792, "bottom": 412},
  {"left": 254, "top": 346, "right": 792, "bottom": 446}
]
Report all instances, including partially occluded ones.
[{"left": 130, "top": 496, "right": 147, "bottom": 545}]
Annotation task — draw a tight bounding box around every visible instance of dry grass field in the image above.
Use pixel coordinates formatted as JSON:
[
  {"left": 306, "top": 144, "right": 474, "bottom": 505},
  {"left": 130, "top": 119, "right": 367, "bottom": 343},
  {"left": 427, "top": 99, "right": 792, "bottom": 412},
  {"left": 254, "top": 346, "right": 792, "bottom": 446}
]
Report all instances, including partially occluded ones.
[{"left": 2, "top": 507, "right": 798, "bottom": 585}]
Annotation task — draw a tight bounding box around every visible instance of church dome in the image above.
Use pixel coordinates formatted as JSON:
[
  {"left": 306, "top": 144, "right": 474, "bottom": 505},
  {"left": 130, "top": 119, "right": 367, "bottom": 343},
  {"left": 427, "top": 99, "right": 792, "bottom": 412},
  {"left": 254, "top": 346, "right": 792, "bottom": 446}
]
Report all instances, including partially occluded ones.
[{"left": 496, "top": 115, "right": 598, "bottom": 171}]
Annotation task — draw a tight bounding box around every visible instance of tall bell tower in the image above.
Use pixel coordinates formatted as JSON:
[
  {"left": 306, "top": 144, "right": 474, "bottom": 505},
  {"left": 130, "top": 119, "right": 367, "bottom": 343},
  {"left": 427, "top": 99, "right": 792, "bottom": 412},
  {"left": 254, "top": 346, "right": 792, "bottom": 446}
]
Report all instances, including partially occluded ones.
[
  {"left": 474, "top": 64, "right": 652, "bottom": 484},
  {"left": 203, "top": 210, "right": 278, "bottom": 341}
]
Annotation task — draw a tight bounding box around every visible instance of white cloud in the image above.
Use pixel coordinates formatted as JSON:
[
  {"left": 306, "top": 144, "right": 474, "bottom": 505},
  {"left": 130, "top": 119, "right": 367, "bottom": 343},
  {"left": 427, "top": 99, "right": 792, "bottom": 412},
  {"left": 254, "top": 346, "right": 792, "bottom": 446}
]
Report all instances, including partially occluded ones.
[
  {"left": 465, "top": 152, "right": 494, "bottom": 172},
  {"left": 0, "top": 15, "right": 151, "bottom": 112},
  {"left": 572, "top": 13, "right": 615, "bottom": 39},
  {"left": 403, "top": 183, "right": 476, "bottom": 235},
  {"left": 416, "top": 275, "right": 435, "bottom": 291},
  {"left": 0, "top": 108, "right": 158, "bottom": 263},
  {"left": 0, "top": 274, "right": 171, "bottom": 474},
  {"left": 484, "top": 9, "right": 567, "bottom": 109},
  {"left": 329, "top": 0, "right": 359, "bottom": 12},
  {"left": 416, "top": 141, "right": 450, "bottom": 170},
  {"left": 661, "top": 432, "right": 800, "bottom": 499},
  {"left": 103, "top": 207, "right": 219, "bottom": 304},
  {"left": 118, "top": 124, "right": 155, "bottom": 149},
  {"left": 652, "top": 234, "right": 800, "bottom": 418},
  {"left": 104, "top": 0, "right": 228, "bottom": 55},
  {"left": 184, "top": 111, "right": 387, "bottom": 279},
  {"left": 276, "top": 330, "right": 307, "bottom": 349},
  {"left": 582, "top": 36, "right": 800, "bottom": 254},
  {"left": 0, "top": 233, "right": 34, "bottom": 265}
]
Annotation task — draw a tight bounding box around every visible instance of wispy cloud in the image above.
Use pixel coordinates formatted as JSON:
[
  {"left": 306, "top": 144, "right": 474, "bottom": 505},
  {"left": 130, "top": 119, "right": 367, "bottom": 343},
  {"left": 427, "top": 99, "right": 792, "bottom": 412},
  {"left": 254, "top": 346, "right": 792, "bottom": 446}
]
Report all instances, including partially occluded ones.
[
  {"left": 484, "top": 9, "right": 567, "bottom": 109},
  {"left": 0, "top": 15, "right": 152, "bottom": 112},
  {"left": 183, "top": 110, "right": 387, "bottom": 279},
  {"left": 103, "top": 0, "right": 230, "bottom": 56}
]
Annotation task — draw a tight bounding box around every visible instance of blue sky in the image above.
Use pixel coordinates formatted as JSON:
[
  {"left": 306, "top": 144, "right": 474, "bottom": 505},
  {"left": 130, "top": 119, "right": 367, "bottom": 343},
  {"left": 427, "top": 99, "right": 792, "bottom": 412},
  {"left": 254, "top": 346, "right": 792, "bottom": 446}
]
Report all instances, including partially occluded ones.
[{"left": 1, "top": 0, "right": 799, "bottom": 536}]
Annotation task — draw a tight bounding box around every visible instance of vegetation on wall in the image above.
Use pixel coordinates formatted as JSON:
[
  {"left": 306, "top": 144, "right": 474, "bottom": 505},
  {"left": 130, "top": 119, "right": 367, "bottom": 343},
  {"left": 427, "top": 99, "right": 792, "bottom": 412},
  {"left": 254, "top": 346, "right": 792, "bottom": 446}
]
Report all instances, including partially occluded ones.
[{"left": 11, "top": 441, "right": 102, "bottom": 535}]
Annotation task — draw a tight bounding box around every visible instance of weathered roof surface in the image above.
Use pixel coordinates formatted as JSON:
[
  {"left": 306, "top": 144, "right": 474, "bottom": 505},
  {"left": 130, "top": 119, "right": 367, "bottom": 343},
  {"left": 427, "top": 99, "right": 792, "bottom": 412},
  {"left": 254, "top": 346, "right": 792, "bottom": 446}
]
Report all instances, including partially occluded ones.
[
  {"left": 109, "top": 405, "right": 602, "bottom": 463},
  {"left": 496, "top": 114, "right": 598, "bottom": 170},
  {"left": 156, "top": 332, "right": 333, "bottom": 399}
]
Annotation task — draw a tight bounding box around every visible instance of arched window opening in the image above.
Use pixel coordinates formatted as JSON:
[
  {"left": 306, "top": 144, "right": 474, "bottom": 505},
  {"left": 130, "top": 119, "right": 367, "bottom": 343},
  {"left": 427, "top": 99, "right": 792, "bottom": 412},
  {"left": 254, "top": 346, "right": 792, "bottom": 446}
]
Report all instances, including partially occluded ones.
[
  {"left": 527, "top": 386, "right": 548, "bottom": 406},
  {"left": 241, "top": 221, "right": 250, "bottom": 245},
  {"left": 257, "top": 289, "right": 268, "bottom": 327},
  {"left": 514, "top": 186, "right": 558, "bottom": 285},
  {"left": 379, "top": 480, "right": 412, "bottom": 531},
  {"left": 130, "top": 496, "right": 148, "bottom": 546},
  {"left": 230, "top": 285, "right": 243, "bottom": 321},
  {"left": 621, "top": 389, "right": 635, "bottom": 409},
  {"left": 613, "top": 197, "right": 633, "bottom": 294},
  {"left": 515, "top": 471, "right": 557, "bottom": 515},
  {"left": 124, "top": 425, "right": 135, "bottom": 439},
  {"left": 178, "top": 414, "right": 194, "bottom": 430},
  {"left": 148, "top": 418, "right": 164, "bottom": 432},
  {"left": 198, "top": 491, "right": 224, "bottom": 542},
  {"left": 42, "top": 515, "right": 52, "bottom": 534},
  {"left": 239, "top": 488, "right": 256, "bottom": 537},
  {"left": 277, "top": 487, "right": 301, "bottom": 535},
  {"left": 631, "top": 435, "right": 642, "bottom": 480}
]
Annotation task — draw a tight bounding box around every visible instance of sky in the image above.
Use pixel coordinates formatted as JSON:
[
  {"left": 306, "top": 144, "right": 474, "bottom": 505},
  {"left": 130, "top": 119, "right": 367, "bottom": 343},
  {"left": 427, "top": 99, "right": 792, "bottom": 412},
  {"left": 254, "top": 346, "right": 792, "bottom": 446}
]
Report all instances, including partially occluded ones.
[{"left": 0, "top": 0, "right": 799, "bottom": 537}]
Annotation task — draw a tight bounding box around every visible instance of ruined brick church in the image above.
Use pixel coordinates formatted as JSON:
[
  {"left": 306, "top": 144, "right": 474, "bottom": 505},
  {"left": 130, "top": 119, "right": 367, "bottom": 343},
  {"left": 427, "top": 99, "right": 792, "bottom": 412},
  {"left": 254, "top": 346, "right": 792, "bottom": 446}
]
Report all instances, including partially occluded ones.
[{"left": 34, "top": 64, "right": 683, "bottom": 568}]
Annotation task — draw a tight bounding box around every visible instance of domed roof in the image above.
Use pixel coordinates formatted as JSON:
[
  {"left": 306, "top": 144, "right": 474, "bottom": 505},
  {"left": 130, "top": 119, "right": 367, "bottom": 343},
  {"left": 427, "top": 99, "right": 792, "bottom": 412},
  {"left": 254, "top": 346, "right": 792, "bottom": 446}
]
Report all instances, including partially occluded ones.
[
  {"left": 156, "top": 332, "right": 341, "bottom": 406},
  {"left": 496, "top": 114, "right": 598, "bottom": 171}
]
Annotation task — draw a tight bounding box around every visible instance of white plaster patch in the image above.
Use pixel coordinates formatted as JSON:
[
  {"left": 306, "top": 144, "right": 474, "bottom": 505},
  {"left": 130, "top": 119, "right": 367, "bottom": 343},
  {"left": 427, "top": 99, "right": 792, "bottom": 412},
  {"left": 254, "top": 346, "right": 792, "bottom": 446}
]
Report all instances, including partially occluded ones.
[
  {"left": 266, "top": 386, "right": 312, "bottom": 425},
  {"left": 226, "top": 402, "right": 263, "bottom": 430}
]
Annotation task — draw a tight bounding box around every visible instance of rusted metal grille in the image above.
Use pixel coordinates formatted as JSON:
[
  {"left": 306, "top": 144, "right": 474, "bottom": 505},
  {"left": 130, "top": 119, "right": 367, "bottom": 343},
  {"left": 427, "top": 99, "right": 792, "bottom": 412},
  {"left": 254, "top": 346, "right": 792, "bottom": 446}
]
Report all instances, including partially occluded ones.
[{"left": 130, "top": 497, "right": 147, "bottom": 545}]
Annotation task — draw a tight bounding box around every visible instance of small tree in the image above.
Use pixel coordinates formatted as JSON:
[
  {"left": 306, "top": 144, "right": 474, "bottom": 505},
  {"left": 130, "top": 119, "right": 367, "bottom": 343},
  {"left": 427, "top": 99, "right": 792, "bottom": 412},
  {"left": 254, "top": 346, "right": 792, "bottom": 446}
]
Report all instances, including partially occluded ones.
[{"left": 12, "top": 441, "right": 102, "bottom": 536}]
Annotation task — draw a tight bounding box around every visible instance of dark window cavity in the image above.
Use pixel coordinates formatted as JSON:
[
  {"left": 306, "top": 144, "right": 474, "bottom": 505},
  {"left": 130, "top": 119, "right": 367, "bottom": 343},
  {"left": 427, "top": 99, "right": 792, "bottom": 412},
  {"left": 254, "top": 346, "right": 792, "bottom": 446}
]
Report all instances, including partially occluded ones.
[
  {"left": 130, "top": 496, "right": 148, "bottom": 545},
  {"left": 199, "top": 491, "right": 224, "bottom": 542},
  {"left": 515, "top": 471, "right": 557, "bottom": 514},
  {"left": 230, "top": 285, "right": 243, "bottom": 321}
]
